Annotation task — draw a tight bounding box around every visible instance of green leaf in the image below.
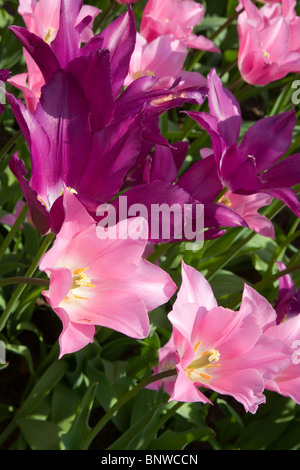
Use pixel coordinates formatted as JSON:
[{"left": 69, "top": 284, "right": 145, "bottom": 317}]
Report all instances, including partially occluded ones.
[
  {"left": 61, "top": 382, "right": 98, "bottom": 450},
  {"left": 17, "top": 417, "right": 62, "bottom": 450},
  {"left": 235, "top": 393, "right": 298, "bottom": 450},
  {"left": 86, "top": 363, "right": 133, "bottom": 433},
  {"left": 51, "top": 383, "right": 81, "bottom": 433},
  {"left": 102, "top": 359, "right": 128, "bottom": 384},
  {"left": 107, "top": 405, "right": 163, "bottom": 450},
  {"left": 147, "top": 427, "right": 215, "bottom": 450}
]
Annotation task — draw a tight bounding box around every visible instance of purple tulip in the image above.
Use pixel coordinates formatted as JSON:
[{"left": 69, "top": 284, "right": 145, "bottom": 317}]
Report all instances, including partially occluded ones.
[
  {"left": 185, "top": 68, "right": 300, "bottom": 218},
  {"left": 5, "top": 5, "right": 210, "bottom": 238}
]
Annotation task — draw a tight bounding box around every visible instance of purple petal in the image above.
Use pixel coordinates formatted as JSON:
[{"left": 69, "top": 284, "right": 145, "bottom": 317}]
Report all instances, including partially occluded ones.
[
  {"left": 115, "top": 76, "right": 207, "bottom": 124},
  {"left": 275, "top": 261, "right": 296, "bottom": 323},
  {"left": 97, "top": 8, "right": 136, "bottom": 99},
  {"left": 51, "top": 0, "right": 82, "bottom": 67},
  {"left": 260, "top": 154, "right": 300, "bottom": 189},
  {"left": 5, "top": 91, "right": 51, "bottom": 204},
  {"left": 76, "top": 113, "right": 144, "bottom": 204},
  {"left": 66, "top": 49, "right": 115, "bottom": 131},
  {"left": 239, "top": 111, "right": 296, "bottom": 173},
  {"left": 204, "top": 202, "right": 248, "bottom": 229},
  {"left": 33, "top": 68, "right": 92, "bottom": 206},
  {"left": 207, "top": 68, "right": 241, "bottom": 147},
  {"left": 183, "top": 111, "right": 224, "bottom": 166},
  {"left": 220, "top": 145, "right": 262, "bottom": 194},
  {"left": 111, "top": 180, "right": 196, "bottom": 243},
  {"left": 9, "top": 153, "right": 51, "bottom": 235},
  {"left": 177, "top": 155, "right": 223, "bottom": 203},
  {"left": 0, "top": 68, "right": 11, "bottom": 83},
  {"left": 263, "top": 187, "right": 300, "bottom": 218}
]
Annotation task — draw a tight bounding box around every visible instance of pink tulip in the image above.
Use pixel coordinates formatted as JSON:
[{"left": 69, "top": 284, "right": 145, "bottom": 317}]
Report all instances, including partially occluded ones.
[
  {"left": 150, "top": 261, "right": 293, "bottom": 413},
  {"left": 9, "top": 0, "right": 100, "bottom": 112},
  {"left": 237, "top": 0, "right": 300, "bottom": 85},
  {"left": 219, "top": 191, "right": 275, "bottom": 238},
  {"left": 140, "top": 0, "right": 219, "bottom": 53},
  {"left": 39, "top": 190, "right": 177, "bottom": 358},
  {"left": 124, "top": 33, "right": 206, "bottom": 89},
  {"left": 0, "top": 199, "right": 33, "bottom": 228}
]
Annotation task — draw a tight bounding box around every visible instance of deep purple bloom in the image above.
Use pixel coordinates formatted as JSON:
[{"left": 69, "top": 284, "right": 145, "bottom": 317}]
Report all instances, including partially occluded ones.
[
  {"left": 5, "top": 3, "right": 210, "bottom": 237},
  {"left": 275, "top": 261, "right": 300, "bottom": 324}
]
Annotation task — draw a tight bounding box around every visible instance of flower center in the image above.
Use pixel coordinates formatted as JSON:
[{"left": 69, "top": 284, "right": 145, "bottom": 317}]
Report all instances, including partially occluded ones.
[
  {"left": 219, "top": 194, "right": 232, "bottom": 207},
  {"left": 64, "top": 268, "right": 95, "bottom": 302},
  {"left": 44, "top": 27, "right": 56, "bottom": 44},
  {"left": 71, "top": 268, "right": 95, "bottom": 290},
  {"left": 263, "top": 49, "right": 270, "bottom": 59},
  {"left": 185, "top": 342, "right": 221, "bottom": 381}
]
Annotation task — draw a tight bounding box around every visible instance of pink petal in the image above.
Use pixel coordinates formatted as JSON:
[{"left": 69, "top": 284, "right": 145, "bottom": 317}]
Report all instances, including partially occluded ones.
[{"left": 173, "top": 261, "right": 217, "bottom": 311}]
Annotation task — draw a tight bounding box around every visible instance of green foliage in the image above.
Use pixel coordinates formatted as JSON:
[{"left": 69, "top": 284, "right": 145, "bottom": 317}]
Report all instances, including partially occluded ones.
[{"left": 0, "top": 0, "right": 299, "bottom": 452}]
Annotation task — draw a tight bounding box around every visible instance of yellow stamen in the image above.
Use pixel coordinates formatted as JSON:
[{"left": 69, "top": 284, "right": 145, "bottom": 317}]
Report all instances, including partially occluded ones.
[
  {"left": 186, "top": 347, "right": 221, "bottom": 381},
  {"left": 37, "top": 195, "right": 48, "bottom": 208},
  {"left": 72, "top": 268, "right": 95, "bottom": 289},
  {"left": 151, "top": 92, "right": 188, "bottom": 107},
  {"left": 133, "top": 70, "right": 142, "bottom": 80},
  {"left": 44, "top": 27, "right": 55, "bottom": 44},
  {"left": 219, "top": 194, "right": 232, "bottom": 207},
  {"left": 199, "top": 372, "right": 211, "bottom": 380},
  {"left": 263, "top": 49, "right": 270, "bottom": 59},
  {"left": 193, "top": 341, "right": 202, "bottom": 352}
]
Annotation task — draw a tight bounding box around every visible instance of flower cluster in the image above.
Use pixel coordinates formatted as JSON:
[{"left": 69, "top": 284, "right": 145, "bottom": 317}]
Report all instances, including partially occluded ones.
[{"left": 1, "top": 0, "right": 300, "bottom": 417}]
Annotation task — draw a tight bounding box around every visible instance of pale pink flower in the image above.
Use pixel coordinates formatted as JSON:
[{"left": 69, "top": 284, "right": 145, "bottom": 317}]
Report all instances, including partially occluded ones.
[
  {"left": 9, "top": 0, "right": 100, "bottom": 112},
  {"left": 151, "top": 261, "right": 292, "bottom": 413},
  {"left": 0, "top": 199, "right": 33, "bottom": 228},
  {"left": 264, "top": 314, "right": 300, "bottom": 404},
  {"left": 219, "top": 191, "right": 275, "bottom": 238},
  {"left": 237, "top": 0, "right": 300, "bottom": 85},
  {"left": 39, "top": 190, "right": 177, "bottom": 358},
  {"left": 124, "top": 32, "right": 206, "bottom": 89},
  {"left": 140, "top": 0, "right": 220, "bottom": 53}
]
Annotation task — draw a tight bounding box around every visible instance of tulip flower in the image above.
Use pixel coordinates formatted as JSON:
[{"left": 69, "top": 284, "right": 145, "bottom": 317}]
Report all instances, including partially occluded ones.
[
  {"left": 264, "top": 313, "right": 300, "bottom": 404},
  {"left": 140, "top": 0, "right": 219, "bottom": 53},
  {"left": 0, "top": 199, "right": 33, "bottom": 228},
  {"left": 9, "top": 0, "right": 101, "bottom": 112},
  {"left": 39, "top": 190, "right": 177, "bottom": 358},
  {"left": 5, "top": 6, "right": 209, "bottom": 236},
  {"left": 237, "top": 0, "right": 300, "bottom": 85},
  {"left": 185, "top": 68, "right": 300, "bottom": 218},
  {"left": 124, "top": 33, "right": 206, "bottom": 90},
  {"left": 149, "top": 261, "right": 293, "bottom": 413},
  {"left": 218, "top": 191, "right": 275, "bottom": 239},
  {"left": 275, "top": 262, "right": 300, "bottom": 323}
]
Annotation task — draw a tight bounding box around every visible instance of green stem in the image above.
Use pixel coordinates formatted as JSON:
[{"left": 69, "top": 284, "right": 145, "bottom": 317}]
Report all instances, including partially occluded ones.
[
  {"left": 0, "top": 277, "right": 50, "bottom": 288},
  {"left": 253, "top": 262, "right": 300, "bottom": 292},
  {"left": 0, "top": 232, "right": 55, "bottom": 332},
  {"left": 0, "top": 130, "right": 22, "bottom": 162},
  {"left": 0, "top": 203, "right": 29, "bottom": 262},
  {"left": 213, "top": 187, "right": 228, "bottom": 203},
  {"left": 80, "top": 368, "right": 177, "bottom": 450},
  {"left": 186, "top": 9, "right": 243, "bottom": 72}
]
